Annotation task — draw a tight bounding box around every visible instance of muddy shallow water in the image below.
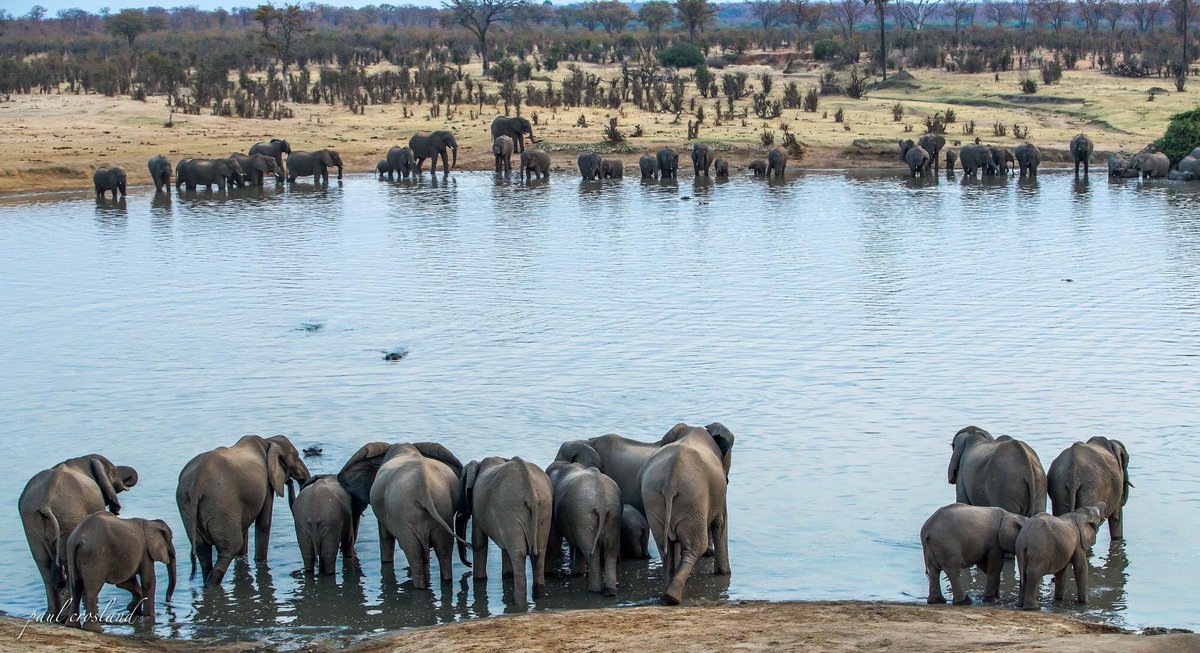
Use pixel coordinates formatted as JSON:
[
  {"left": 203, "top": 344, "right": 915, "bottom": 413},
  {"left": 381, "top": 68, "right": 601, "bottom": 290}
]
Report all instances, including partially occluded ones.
[{"left": 1, "top": 170, "right": 1198, "bottom": 645}]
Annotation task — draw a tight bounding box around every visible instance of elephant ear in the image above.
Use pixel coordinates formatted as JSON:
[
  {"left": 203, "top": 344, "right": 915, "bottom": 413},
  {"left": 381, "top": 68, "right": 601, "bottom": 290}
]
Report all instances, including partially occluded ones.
[
  {"left": 144, "top": 519, "right": 174, "bottom": 564},
  {"left": 704, "top": 423, "right": 736, "bottom": 458},
  {"left": 998, "top": 513, "right": 1026, "bottom": 554},
  {"left": 554, "top": 440, "right": 603, "bottom": 472},
  {"left": 1105, "top": 438, "right": 1133, "bottom": 503},
  {"left": 659, "top": 423, "right": 692, "bottom": 445},
  {"left": 412, "top": 442, "right": 464, "bottom": 477},
  {"left": 265, "top": 442, "right": 288, "bottom": 499},
  {"left": 338, "top": 442, "right": 393, "bottom": 515},
  {"left": 88, "top": 456, "right": 123, "bottom": 514}
]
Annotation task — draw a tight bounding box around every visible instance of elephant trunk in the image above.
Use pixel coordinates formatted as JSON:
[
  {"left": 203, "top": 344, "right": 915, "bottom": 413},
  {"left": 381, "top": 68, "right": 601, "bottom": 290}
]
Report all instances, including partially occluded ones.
[
  {"left": 450, "top": 144, "right": 458, "bottom": 171},
  {"left": 527, "top": 125, "right": 538, "bottom": 143},
  {"left": 286, "top": 479, "right": 296, "bottom": 509},
  {"left": 165, "top": 549, "right": 177, "bottom": 601},
  {"left": 455, "top": 511, "right": 471, "bottom": 567}
]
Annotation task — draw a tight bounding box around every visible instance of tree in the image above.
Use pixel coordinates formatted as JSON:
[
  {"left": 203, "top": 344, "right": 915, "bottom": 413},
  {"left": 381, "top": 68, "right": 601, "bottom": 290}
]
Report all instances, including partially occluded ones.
[
  {"left": 594, "top": 0, "right": 635, "bottom": 33},
  {"left": 943, "top": 0, "right": 976, "bottom": 31},
  {"left": 443, "top": 0, "right": 527, "bottom": 74},
  {"left": 864, "top": 0, "right": 891, "bottom": 80},
  {"left": 26, "top": 5, "right": 47, "bottom": 21},
  {"left": 896, "top": 0, "right": 942, "bottom": 28},
  {"left": 829, "top": 0, "right": 868, "bottom": 37},
  {"left": 674, "top": 0, "right": 716, "bottom": 42},
  {"left": 1100, "top": 0, "right": 1125, "bottom": 30},
  {"left": 639, "top": 0, "right": 674, "bottom": 43},
  {"left": 106, "top": 9, "right": 152, "bottom": 47},
  {"left": 255, "top": 3, "right": 310, "bottom": 94},
  {"left": 784, "top": 0, "right": 824, "bottom": 32},
  {"left": 1011, "top": 0, "right": 1035, "bottom": 26},
  {"left": 984, "top": 0, "right": 1012, "bottom": 25},
  {"left": 1129, "top": 0, "right": 1163, "bottom": 32},
  {"left": 1041, "top": 0, "right": 1072, "bottom": 33},
  {"left": 0, "top": 9, "right": 10, "bottom": 36},
  {"left": 748, "top": 0, "right": 783, "bottom": 47}
]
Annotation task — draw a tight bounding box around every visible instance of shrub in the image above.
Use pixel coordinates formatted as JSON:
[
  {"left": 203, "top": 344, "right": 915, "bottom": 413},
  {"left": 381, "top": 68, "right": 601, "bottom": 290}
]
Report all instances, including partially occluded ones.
[
  {"left": 1020, "top": 77, "right": 1038, "bottom": 94},
  {"left": 813, "top": 39, "right": 842, "bottom": 61},
  {"left": 844, "top": 67, "right": 868, "bottom": 99},
  {"left": 992, "top": 121, "right": 1007, "bottom": 136},
  {"left": 944, "top": 108, "right": 957, "bottom": 123},
  {"left": 834, "top": 107, "right": 845, "bottom": 122},
  {"left": 603, "top": 117, "right": 625, "bottom": 142},
  {"left": 657, "top": 43, "right": 705, "bottom": 68},
  {"left": 1040, "top": 60, "right": 1063, "bottom": 85},
  {"left": 803, "top": 87, "right": 819, "bottom": 112},
  {"left": 891, "top": 102, "right": 904, "bottom": 122},
  {"left": 783, "top": 81, "right": 802, "bottom": 108},
  {"left": 760, "top": 125, "right": 775, "bottom": 146},
  {"left": 1153, "top": 107, "right": 1200, "bottom": 163}
]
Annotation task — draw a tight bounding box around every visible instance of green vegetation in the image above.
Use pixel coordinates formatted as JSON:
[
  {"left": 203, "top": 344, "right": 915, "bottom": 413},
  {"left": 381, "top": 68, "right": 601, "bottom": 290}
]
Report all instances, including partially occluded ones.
[
  {"left": 1154, "top": 108, "right": 1200, "bottom": 162},
  {"left": 656, "top": 43, "right": 705, "bottom": 68}
]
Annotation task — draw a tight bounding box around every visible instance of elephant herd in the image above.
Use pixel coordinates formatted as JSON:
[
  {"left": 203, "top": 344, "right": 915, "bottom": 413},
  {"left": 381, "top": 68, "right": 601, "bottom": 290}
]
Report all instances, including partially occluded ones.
[
  {"left": 577, "top": 144, "right": 788, "bottom": 181},
  {"left": 922, "top": 426, "right": 1132, "bottom": 611},
  {"left": 18, "top": 422, "right": 734, "bottom": 631}
]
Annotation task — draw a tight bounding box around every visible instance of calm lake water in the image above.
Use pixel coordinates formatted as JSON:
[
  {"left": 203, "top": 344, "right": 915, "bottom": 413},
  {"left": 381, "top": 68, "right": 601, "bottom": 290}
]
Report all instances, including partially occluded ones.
[{"left": 1, "top": 170, "right": 1198, "bottom": 646}]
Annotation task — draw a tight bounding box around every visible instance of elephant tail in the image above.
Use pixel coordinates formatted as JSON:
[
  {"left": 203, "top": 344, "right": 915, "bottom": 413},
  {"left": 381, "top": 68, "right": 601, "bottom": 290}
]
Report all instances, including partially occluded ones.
[
  {"left": 37, "top": 507, "right": 61, "bottom": 583},
  {"left": 588, "top": 506, "right": 605, "bottom": 559},
  {"left": 522, "top": 498, "right": 543, "bottom": 557},
  {"left": 420, "top": 490, "right": 469, "bottom": 547}
]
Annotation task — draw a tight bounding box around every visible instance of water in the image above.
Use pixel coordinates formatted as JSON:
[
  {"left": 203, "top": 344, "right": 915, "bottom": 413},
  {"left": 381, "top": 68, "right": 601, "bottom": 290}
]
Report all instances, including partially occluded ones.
[{"left": 1, "top": 171, "right": 1198, "bottom": 646}]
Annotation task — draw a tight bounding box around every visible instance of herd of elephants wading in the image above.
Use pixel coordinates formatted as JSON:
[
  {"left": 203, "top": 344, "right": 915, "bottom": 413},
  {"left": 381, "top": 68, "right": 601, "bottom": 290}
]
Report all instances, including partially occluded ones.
[{"left": 88, "top": 113, "right": 1200, "bottom": 199}]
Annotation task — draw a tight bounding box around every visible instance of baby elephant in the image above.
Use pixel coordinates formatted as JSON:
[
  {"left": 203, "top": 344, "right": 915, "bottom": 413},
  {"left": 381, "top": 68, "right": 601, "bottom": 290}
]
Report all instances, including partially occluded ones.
[
  {"left": 713, "top": 158, "right": 729, "bottom": 177},
  {"left": 1015, "top": 503, "right": 1106, "bottom": 610},
  {"left": 601, "top": 159, "right": 624, "bottom": 179},
  {"left": 291, "top": 475, "right": 356, "bottom": 575},
  {"left": 547, "top": 461, "right": 622, "bottom": 595},
  {"left": 376, "top": 160, "right": 390, "bottom": 179},
  {"left": 66, "top": 512, "right": 175, "bottom": 632},
  {"left": 921, "top": 503, "right": 1026, "bottom": 604},
  {"left": 748, "top": 159, "right": 768, "bottom": 176},
  {"left": 620, "top": 505, "right": 650, "bottom": 560}
]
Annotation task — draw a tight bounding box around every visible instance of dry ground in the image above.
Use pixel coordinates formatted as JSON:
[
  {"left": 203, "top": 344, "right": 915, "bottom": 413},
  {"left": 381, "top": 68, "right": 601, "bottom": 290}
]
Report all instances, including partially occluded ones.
[
  {"left": 0, "top": 57, "right": 1191, "bottom": 194},
  {"left": 2, "top": 602, "right": 1197, "bottom": 652}
]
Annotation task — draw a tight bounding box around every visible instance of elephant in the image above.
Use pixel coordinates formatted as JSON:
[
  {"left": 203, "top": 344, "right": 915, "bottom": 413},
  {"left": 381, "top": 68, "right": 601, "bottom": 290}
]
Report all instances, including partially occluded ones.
[
  {"left": 291, "top": 475, "right": 355, "bottom": 575},
  {"left": 386, "top": 146, "right": 417, "bottom": 179},
  {"left": 409, "top": 131, "right": 458, "bottom": 175},
  {"left": 691, "top": 143, "right": 712, "bottom": 176},
  {"left": 66, "top": 512, "right": 175, "bottom": 632},
  {"left": 948, "top": 426, "right": 1047, "bottom": 517},
  {"left": 176, "top": 434, "right": 310, "bottom": 588},
  {"left": 899, "top": 140, "right": 930, "bottom": 177},
  {"left": 520, "top": 149, "right": 551, "bottom": 181},
  {"left": 748, "top": 159, "right": 768, "bottom": 176},
  {"left": 958, "top": 145, "right": 998, "bottom": 178},
  {"left": 944, "top": 147, "right": 958, "bottom": 173},
  {"left": 989, "top": 147, "right": 1015, "bottom": 175},
  {"left": 457, "top": 456, "right": 553, "bottom": 607},
  {"left": 554, "top": 422, "right": 735, "bottom": 517},
  {"left": 1131, "top": 151, "right": 1170, "bottom": 179},
  {"left": 287, "top": 149, "right": 343, "bottom": 184},
  {"left": 93, "top": 166, "right": 127, "bottom": 199},
  {"left": 578, "top": 151, "right": 602, "bottom": 180},
  {"left": 338, "top": 442, "right": 464, "bottom": 589},
  {"left": 1014, "top": 143, "right": 1040, "bottom": 177},
  {"left": 545, "top": 461, "right": 622, "bottom": 595},
  {"left": 491, "top": 115, "right": 538, "bottom": 153},
  {"left": 621, "top": 504, "right": 650, "bottom": 560},
  {"left": 1108, "top": 154, "right": 1138, "bottom": 178},
  {"left": 601, "top": 159, "right": 624, "bottom": 178},
  {"left": 249, "top": 139, "right": 292, "bottom": 177},
  {"left": 920, "top": 503, "right": 1026, "bottom": 605},
  {"left": 639, "top": 154, "right": 660, "bottom": 179},
  {"left": 656, "top": 147, "right": 679, "bottom": 178},
  {"left": 147, "top": 155, "right": 172, "bottom": 193},
  {"left": 493, "top": 135, "right": 515, "bottom": 173},
  {"left": 714, "top": 158, "right": 729, "bottom": 177},
  {"left": 1171, "top": 153, "right": 1200, "bottom": 180},
  {"left": 230, "top": 153, "right": 282, "bottom": 186},
  {"left": 19, "top": 454, "right": 138, "bottom": 617},
  {"left": 1071, "top": 133, "right": 1094, "bottom": 176},
  {"left": 376, "top": 160, "right": 390, "bottom": 179},
  {"left": 1168, "top": 169, "right": 1196, "bottom": 181},
  {"left": 767, "top": 146, "right": 788, "bottom": 178},
  {"left": 918, "top": 134, "right": 946, "bottom": 170},
  {"left": 1047, "top": 437, "right": 1131, "bottom": 540},
  {"left": 1015, "top": 504, "right": 1107, "bottom": 610},
  {"left": 640, "top": 424, "right": 731, "bottom": 605},
  {"left": 176, "top": 158, "right": 243, "bottom": 191}
]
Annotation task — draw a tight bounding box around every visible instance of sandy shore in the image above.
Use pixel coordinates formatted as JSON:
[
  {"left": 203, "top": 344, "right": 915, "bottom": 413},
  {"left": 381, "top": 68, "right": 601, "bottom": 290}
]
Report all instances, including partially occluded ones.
[{"left": 2, "top": 602, "right": 1196, "bottom": 652}]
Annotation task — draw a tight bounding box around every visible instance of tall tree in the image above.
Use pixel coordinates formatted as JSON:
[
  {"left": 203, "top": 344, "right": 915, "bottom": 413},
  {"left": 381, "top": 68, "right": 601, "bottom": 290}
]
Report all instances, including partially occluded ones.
[
  {"left": 255, "top": 3, "right": 310, "bottom": 95},
  {"left": 674, "top": 0, "right": 716, "bottom": 42},
  {"left": 1129, "top": 0, "right": 1163, "bottom": 32},
  {"left": 748, "top": 0, "right": 783, "bottom": 47},
  {"left": 106, "top": 9, "right": 153, "bottom": 47},
  {"left": 864, "top": 0, "right": 891, "bottom": 80},
  {"left": 594, "top": 0, "right": 636, "bottom": 33},
  {"left": 443, "top": 0, "right": 527, "bottom": 74},
  {"left": 639, "top": 0, "right": 674, "bottom": 44},
  {"left": 896, "top": 0, "right": 942, "bottom": 28},
  {"left": 830, "top": 0, "right": 868, "bottom": 38}
]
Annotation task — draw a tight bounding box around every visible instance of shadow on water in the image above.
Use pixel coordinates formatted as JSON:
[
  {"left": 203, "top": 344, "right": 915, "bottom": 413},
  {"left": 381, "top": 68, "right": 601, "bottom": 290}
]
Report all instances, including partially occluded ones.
[{"left": 94, "top": 197, "right": 127, "bottom": 229}]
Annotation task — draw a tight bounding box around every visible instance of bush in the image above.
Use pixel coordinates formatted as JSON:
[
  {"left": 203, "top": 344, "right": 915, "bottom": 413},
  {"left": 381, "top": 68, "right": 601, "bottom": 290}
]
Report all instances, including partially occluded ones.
[
  {"left": 891, "top": 102, "right": 904, "bottom": 122},
  {"left": 657, "top": 43, "right": 705, "bottom": 68},
  {"left": 844, "top": 67, "right": 868, "bottom": 99},
  {"left": 782, "top": 81, "right": 802, "bottom": 108},
  {"left": 803, "top": 87, "right": 819, "bottom": 112},
  {"left": 834, "top": 107, "right": 845, "bottom": 123},
  {"left": 813, "top": 39, "right": 842, "bottom": 61},
  {"left": 1040, "top": 60, "right": 1063, "bottom": 85},
  {"left": 944, "top": 108, "right": 957, "bottom": 124},
  {"left": 1153, "top": 107, "right": 1200, "bottom": 163},
  {"left": 1020, "top": 77, "right": 1038, "bottom": 94}
]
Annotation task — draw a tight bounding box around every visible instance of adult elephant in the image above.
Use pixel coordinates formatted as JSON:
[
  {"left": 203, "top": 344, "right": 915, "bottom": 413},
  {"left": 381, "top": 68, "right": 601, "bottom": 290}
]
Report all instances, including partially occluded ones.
[
  {"left": 1178, "top": 154, "right": 1200, "bottom": 180},
  {"left": 656, "top": 147, "right": 679, "bottom": 178},
  {"left": 493, "top": 135, "right": 515, "bottom": 173},
  {"left": 386, "top": 146, "right": 416, "bottom": 179},
  {"left": 958, "top": 145, "right": 997, "bottom": 178},
  {"left": 409, "top": 131, "right": 457, "bottom": 175},
  {"left": 546, "top": 461, "right": 622, "bottom": 596},
  {"left": 640, "top": 424, "right": 731, "bottom": 605},
  {"left": 691, "top": 143, "right": 712, "bottom": 176},
  {"left": 918, "top": 134, "right": 946, "bottom": 170},
  {"left": 899, "top": 140, "right": 930, "bottom": 177},
  {"left": 93, "top": 166, "right": 127, "bottom": 199},
  {"left": 578, "top": 152, "right": 601, "bottom": 180},
  {"left": 767, "top": 146, "right": 788, "bottom": 178},
  {"left": 988, "top": 147, "right": 1013, "bottom": 175},
  {"left": 338, "top": 442, "right": 464, "bottom": 589},
  {"left": 1014, "top": 143, "right": 1040, "bottom": 177},
  {"left": 490, "top": 116, "right": 537, "bottom": 153},
  {"left": 147, "top": 156, "right": 172, "bottom": 193},
  {"left": 19, "top": 454, "right": 138, "bottom": 618},
  {"left": 1131, "top": 151, "right": 1169, "bottom": 179},
  {"left": 600, "top": 159, "right": 623, "bottom": 178},
  {"left": 555, "top": 422, "right": 735, "bottom": 517},
  {"left": 230, "top": 153, "right": 283, "bottom": 186},
  {"left": 287, "top": 149, "right": 343, "bottom": 184},
  {"left": 177, "top": 158, "right": 243, "bottom": 191},
  {"left": 176, "top": 435, "right": 310, "bottom": 588},
  {"left": 948, "top": 425, "right": 1047, "bottom": 517},
  {"left": 520, "top": 149, "right": 551, "bottom": 181},
  {"left": 249, "top": 139, "right": 291, "bottom": 177},
  {"left": 1070, "top": 134, "right": 1094, "bottom": 176},
  {"left": 639, "top": 154, "right": 659, "bottom": 179},
  {"left": 1047, "top": 437, "right": 1131, "bottom": 539}
]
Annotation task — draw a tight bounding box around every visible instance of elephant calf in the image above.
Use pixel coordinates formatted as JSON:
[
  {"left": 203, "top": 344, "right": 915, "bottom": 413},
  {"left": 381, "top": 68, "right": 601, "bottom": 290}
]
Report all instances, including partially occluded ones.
[
  {"left": 93, "top": 166, "right": 127, "bottom": 199},
  {"left": 1015, "top": 504, "right": 1106, "bottom": 610},
  {"left": 944, "top": 147, "right": 958, "bottom": 173},
  {"left": 376, "top": 160, "right": 390, "bottom": 179},
  {"left": 66, "top": 512, "right": 175, "bottom": 632},
  {"left": 620, "top": 505, "right": 650, "bottom": 560},
  {"left": 601, "top": 159, "right": 624, "bottom": 179},
  {"left": 493, "top": 135, "right": 515, "bottom": 173},
  {"left": 639, "top": 154, "right": 659, "bottom": 179},
  {"left": 920, "top": 503, "right": 1026, "bottom": 605},
  {"left": 1047, "top": 437, "right": 1130, "bottom": 540},
  {"left": 713, "top": 158, "right": 729, "bottom": 177},
  {"left": 520, "top": 150, "right": 551, "bottom": 181},
  {"left": 1071, "top": 133, "right": 1094, "bottom": 176},
  {"left": 748, "top": 159, "right": 768, "bottom": 176},
  {"left": 1132, "top": 151, "right": 1170, "bottom": 179},
  {"left": 148, "top": 156, "right": 172, "bottom": 193},
  {"left": 547, "top": 462, "right": 622, "bottom": 596},
  {"left": 899, "top": 140, "right": 931, "bottom": 178},
  {"left": 291, "top": 475, "right": 356, "bottom": 575}
]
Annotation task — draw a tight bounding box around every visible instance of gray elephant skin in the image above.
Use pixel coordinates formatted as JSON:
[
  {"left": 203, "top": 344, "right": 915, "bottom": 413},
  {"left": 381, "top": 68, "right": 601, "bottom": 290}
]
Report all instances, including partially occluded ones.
[
  {"left": 767, "top": 146, "right": 788, "bottom": 178},
  {"left": 920, "top": 503, "right": 1026, "bottom": 605},
  {"left": 287, "top": 149, "right": 343, "bottom": 184},
  {"left": 1014, "top": 143, "right": 1040, "bottom": 176},
  {"left": 249, "top": 139, "right": 292, "bottom": 177},
  {"left": 457, "top": 456, "right": 552, "bottom": 607},
  {"left": 66, "top": 512, "right": 175, "bottom": 632},
  {"left": 641, "top": 424, "right": 732, "bottom": 605},
  {"left": 147, "top": 156, "right": 172, "bottom": 193},
  {"left": 339, "top": 442, "right": 464, "bottom": 588},
  {"left": 177, "top": 158, "right": 243, "bottom": 191},
  {"left": 385, "top": 146, "right": 417, "bottom": 179},
  {"left": 944, "top": 147, "right": 958, "bottom": 173},
  {"left": 290, "top": 475, "right": 356, "bottom": 575},
  {"left": 691, "top": 143, "right": 712, "bottom": 176},
  {"left": 748, "top": 159, "right": 767, "bottom": 176},
  {"left": 376, "top": 160, "right": 390, "bottom": 179},
  {"left": 899, "top": 140, "right": 930, "bottom": 177},
  {"left": 948, "top": 426, "right": 1047, "bottom": 517},
  {"left": 93, "top": 166, "right": 127, "bottom": 199},
  {"left": 546, "top": 461, "right": 622, "bottom": 596},
  {"left": 1175, "top": 151, "right": 1200, "bottom": 179},
  {"left": 19, "top": 454, "right": 138, "bottom": 617},
  {"left": 1132, "top": 151, "right": 1170, "bottom": 179},
  {"left": 1047, "top": 436, "right": 1131, "bottom": 540},
  {"left": 409, "top": 131, "right": 458, "bottom": 175},
  {"left": 1108, "top": 154, "right": 1139, "bottom": 179},
  {"left": 714, "top": 158, "right": 729, "bottom": 177},
  {"left": 176, "top": 434, "right": 310, "bottom": 588},
  {"left": 989, "top": 146, "right": 1014, "bottom": 175},
  {"left": 1071, "top": 134, "right": 1094, "bottom": 176},
  {"left": 491, "top": 115, "right": 537, "bottom": 153},
  {"left": 493, "top": 135, "right": 515, "bottom": 173},
  {"left": 958, "top": 145, "right": 998, "bottom": 178},
  {"left": 918, "top": 134, "right": 946, "bottom": 170},
  {"left": 601, "top": 159, "right": 624, "bottom": 179},
  {"left": 521, "top": 149, "right": 551, "bottom": 181},
  {"left": 656, "top": 147, "right": 679, "bottom": 178},
  {"left": 578, "top": 152, "right": 601, "bottom": 180},
  {"left": 621, "top": 504, "right": 650, "bottom": 560},
  {"left": 639, "top": 154, "right": 659, "bottom": 179},
  {"left": 230, "top": 153, "right": 282, "bottom": 186},
  {"left": 1015, "top": 504, "right": 1106, "bottom": 609}
]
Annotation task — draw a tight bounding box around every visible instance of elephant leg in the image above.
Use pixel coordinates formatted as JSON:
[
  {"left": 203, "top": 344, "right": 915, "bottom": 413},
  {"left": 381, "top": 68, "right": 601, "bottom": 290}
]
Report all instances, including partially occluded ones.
[
  {"left": 240, "top": 527, "right": 250, "bottom": 557},
  {"left": 471, "top": 522, "right": 488, "bottom": 582},
  {"left": 415, "top": 158, "right": 425, "bottom": 174},
  {"left": 982, "top": 548, "right": 1004, "bottom": 602},
  {"left": 433, "top": 529, "right": 454, "bottom": 585},
  {"left": 1053, "top": 569, "right": 1066, "bottom": 600},
  {"left": 398, "top": 533, "right": 425, "bottom": 588},
  {"left": 531, "top": 548, "right": 546, "bottom": 599},
  {"left": 206, "top": 547, "right": 235, "bottom": 589},
  {"left": 117, "top": 577, "right": 142, "bottom": 614},
  {"left": 299, "top": 531, "right": 316, "bottom": 573},
  {"left": 926, "top": 564, "right": 946, "bottom": 604},
  {"left": 711, "top": 513, "right": 731, "bottom": 575},
  {"left": 379, "top": 528, "right": 396, "bottom": 565},
  {"left": 67, "top": 566, "right": 84, "bottom": 627},
  {"left": 195, "top": 540, "right": 214, "bottom": 582},
  {"left": 254, "top": 502, "right": 273, "bottom": 563},
  {"left": 319, "top": 534, "right": 339, "bottom": 576},
  {"left": 341, "top": 524, "right": 356, "bottom": 561},
  {"left": 82, "top": 581, "right": 103, "bottom": 632},
  {"left": 502, "top": 548, "right": 514, "bottom": 579},
  {"left": 586, "top": 545, "right": 602, "bottom": 593},
  {"left": 1109, "top": 510, "right": 1123, "bottom": 540},
  {"left": 137, "top": 564, "right": 156, "bottom": 619},
  {"left": 569, "top": 545, "right": 585, "bottom": 576},
  {"left": 662, "top": 541, "right": 700, "bottom": 605},
  {"left": 948, "top": 568, "right": 971, "bottom": 605},
  {"left": 1073, "top": 557, "right": 1089, "bottom": 604},
  {"left": 507, "top": 548, "right": 528, "bottom": 606},
  {"left": 602, "top": 548, "right": 617, "bottom": 596}
]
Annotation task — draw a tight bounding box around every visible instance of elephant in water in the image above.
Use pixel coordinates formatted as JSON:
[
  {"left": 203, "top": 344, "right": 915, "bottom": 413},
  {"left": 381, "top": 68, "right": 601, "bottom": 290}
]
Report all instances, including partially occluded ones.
[
  {"left": 958, "top": 145, "right": 997, "bottom": 178},
  {"left": 1013, "top": 143, "right": 1040, "bottom": 176},
  {"left": 578, "top": 152, "right": 601, "bottom": 180},
  {"left": 376, "top": 160, "right": 390, "bottom": 179},
  {"left": 1015, "top": 504, "right": 1106, "bottom": 610},
  {"left": 691, "top": 143, "right": 712, "bottom": 176},
  {"left": 287, "top": 149, "right": 342, "bottom": 184},
  {"left": 493, "top": 135, "right": 515, "bottom": 173},
  {"left": 920, "top": 503, "right": 1026, "bottom": 605},
  {"left": 1048, "top": 436, "right": 1131, "bottom": 539},
  {"left": 944, "top": 147, "right": 958, "bottom": 173},
  {"left": 601, "top": 159, "right": 624, "bottom": 178},
  {"left": 988, "top": 146, "right": 1014, "bottom": 176},
  {"left": 748, "top": 159, "right": 768, "bottom": 176},
  {"left": 656, "top": 147, "right": 679, "bottom": 178},
  {"left": 1108, "top": 153, "right": 1138, "bottom": 178},
  {"left": 899, "top": 140, "right": 930, "bottom": 177},
  {"left": 918, "top": 134, "right": 946, "bottom": 170},
  {"left": 177, "top": 158, "right": 243, "bottom": 191},
  {"left": 66, "top": 513, "right": 175, "bottom": 632},
  {"left": 249, "top": 139, "right": 291, "bottom": 177},
  {"left": 1177, "top": 154, "right": 1200, "bottom": 180},
  {"left": 520, "top": 149, "right": 550, "bottom": 181},
  {"left": 948, "top": 425, "right": 1047, "bottom": 517},
  {"left": 1070, "top": 133, "right": 1094, "bottom": 176},
  {"left": 384, "top": 146, "right": 416, "bottom": 180},
  {"left": 767, "top": 146, "right": 788, "bottom": 178},
  {"left": 409, "top": 131, "right": 457, "bottom": 175},
  {"left": 639, "top": 154, "right": 659, "bottom": 179},
  {"left": 93, "top": 166, "right": 127, "bottom": 199},
  {"left": 621, "top": 504, "right": 650, "bottom": 560},
  {"left": 147, "top": 155, "right": 171, "bottom": 193},
  {"left": 176, "top": 435, "right": 310, "bottom": 588},
  {"left": 491, "top": 115, "right": 537, "bottom": 153},
  {"left": 714, "top": 158, "right": 729, "bottom": 177},
  {"left": 1131, "top": 151, "right": 1170, "bottom": 179},
  {"left": 230, "top": 153, "right": 282, "bottom": 186},
  {"left": 641, "top": 424, "right": 731, "bottom": 604},
  {"left": 19, "top": 455, "right": 139, "bottom": 618},
  {"left": 546, "top": 461, "right": 622, "bottom": 596},
  {"left": 290, "top": 475, "right": 356, "bottom": 575}
]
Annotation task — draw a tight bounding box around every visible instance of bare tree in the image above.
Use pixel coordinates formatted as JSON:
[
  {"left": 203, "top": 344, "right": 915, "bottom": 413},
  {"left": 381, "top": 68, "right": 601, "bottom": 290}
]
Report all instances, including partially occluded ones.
[
  {"left": 864, "top": 0, "right": 891, "bottom": 79},
  {"left": 984, "top": 0, "right": 1012, "bottom": 24},
  {"left": 942, "top": 0, "right": 975, "bottom": 31},
  {"left": 1077, "top": 0, "right": 1104, "bottom": 32},
  {"left": 255, "top": 3, "right": 310, "bottom": 95},
  {"left": 674, "top": 0, "right": 717, "bottom": 41},
  {"left": 1011, "top": 0, "right": 1035, "bottom": 26},
  {"left": 1042, "top": 0, "right": 1072, "bottom": 32},
  {"left": 443, "top": 0, "right": 527, "bottom": 75},
  {"left": 829, "top": 0, "right": 868, "bottom": 38},
  {"left": 1100, "top": 0, "right": 1125, "bottom": 30},
  {"left": 748, "top": 0, "right": 783, "bottom": 46},
  {"left": 896, "top": 0, "right": 942, "bottom": 28},
  {"left": 1129, "top": 0, "right": 1163, "bottom": 31}
]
